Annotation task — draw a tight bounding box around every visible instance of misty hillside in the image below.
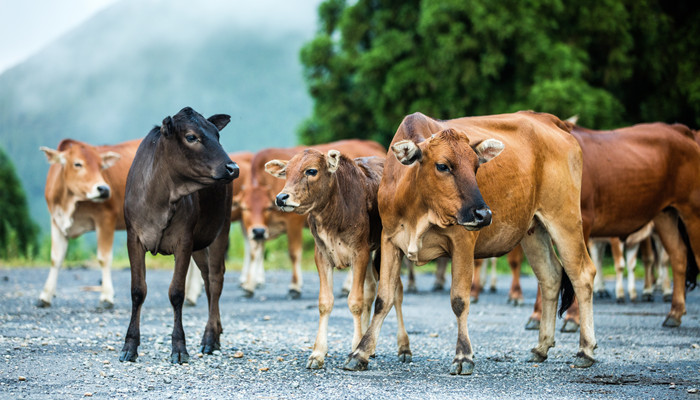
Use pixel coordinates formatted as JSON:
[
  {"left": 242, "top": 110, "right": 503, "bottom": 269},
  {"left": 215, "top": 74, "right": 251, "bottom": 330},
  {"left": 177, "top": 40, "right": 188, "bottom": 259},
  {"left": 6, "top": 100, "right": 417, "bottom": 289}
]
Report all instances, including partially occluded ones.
[{"left": 0, "top": 0, "right": 319, "bottom": 232}]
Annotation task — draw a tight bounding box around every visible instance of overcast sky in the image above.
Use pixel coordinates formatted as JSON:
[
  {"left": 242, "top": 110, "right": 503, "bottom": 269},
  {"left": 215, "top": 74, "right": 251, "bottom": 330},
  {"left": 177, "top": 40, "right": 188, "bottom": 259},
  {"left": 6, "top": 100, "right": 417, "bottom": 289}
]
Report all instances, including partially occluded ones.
[{"left": 0, "top": 0, "right": 118, "bottom": 74}]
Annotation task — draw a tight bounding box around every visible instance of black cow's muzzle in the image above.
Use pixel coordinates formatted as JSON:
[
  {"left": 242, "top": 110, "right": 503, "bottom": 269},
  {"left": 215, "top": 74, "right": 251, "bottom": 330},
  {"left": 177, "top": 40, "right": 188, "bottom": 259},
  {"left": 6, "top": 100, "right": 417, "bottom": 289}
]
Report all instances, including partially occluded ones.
[{"left": 458, "top": 206, "right": 492, "bottom": 231}]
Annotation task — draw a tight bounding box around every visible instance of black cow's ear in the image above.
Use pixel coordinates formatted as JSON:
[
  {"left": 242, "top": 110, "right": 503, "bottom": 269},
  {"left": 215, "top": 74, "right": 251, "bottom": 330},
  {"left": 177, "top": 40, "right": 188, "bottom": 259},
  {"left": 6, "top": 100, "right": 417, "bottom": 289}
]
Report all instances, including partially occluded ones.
[
  {"left": 208, "top": 114, "right": 231, "bottom": 131},
  {"left": 161, "top": 116, "right": 173, "bottom": 137}
]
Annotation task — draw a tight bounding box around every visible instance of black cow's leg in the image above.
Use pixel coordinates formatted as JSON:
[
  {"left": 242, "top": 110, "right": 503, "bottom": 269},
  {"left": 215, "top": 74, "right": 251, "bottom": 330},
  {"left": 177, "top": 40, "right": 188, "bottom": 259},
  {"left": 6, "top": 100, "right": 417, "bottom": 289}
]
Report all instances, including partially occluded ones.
[
  {"left": 170, "top": 249, "right": 192, "bottom": 364},
  {"left": 120, "top": 233, "right": 147, "bottom": 362},
  {"left": 200, "top": 225, "right": 229, "bottom": 354}
]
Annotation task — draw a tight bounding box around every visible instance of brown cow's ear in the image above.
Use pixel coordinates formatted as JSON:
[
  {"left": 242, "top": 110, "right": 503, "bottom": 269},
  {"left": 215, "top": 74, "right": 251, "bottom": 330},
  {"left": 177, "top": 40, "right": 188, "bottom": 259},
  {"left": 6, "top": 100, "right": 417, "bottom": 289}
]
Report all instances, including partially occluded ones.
[
  {"left": 39, "top": 146, "right": 65, "bottom": 165},
  {"left": 326, "top": 150, "right": 341, "bottom": 173},
  {"left": 265, "top": 160, "right": 288, "bottom": 179},
  {"left": 161, "top": 116, "right": 173, "bottom": 137},
  {"left": 392, "top": 140, "right": 422, "bottom": 165},
  {"left": 208, "top": 114, "right": 231, "bottom": 131},
  {"left": 473, "top": 139, "right": 504, "bottom": 165},
  {"left": 100, "top": 151, "right": 121, "bottom": 170}
]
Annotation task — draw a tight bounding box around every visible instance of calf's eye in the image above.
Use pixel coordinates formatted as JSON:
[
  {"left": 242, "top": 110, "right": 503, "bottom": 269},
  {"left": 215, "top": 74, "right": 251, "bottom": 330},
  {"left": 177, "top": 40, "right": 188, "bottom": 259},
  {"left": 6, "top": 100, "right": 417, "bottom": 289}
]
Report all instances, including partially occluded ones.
[
  {"left": 436, "top": 163, "right": 449, "bottom": 172},
  {"left": 305, "top": 169, "right": 318, "bottom": 177},
  {"left": 74, "top": 162, "right": 83, "bottom": 168},
  {"left": 185, "top": 134, "right": 198, "bottom": 143}
]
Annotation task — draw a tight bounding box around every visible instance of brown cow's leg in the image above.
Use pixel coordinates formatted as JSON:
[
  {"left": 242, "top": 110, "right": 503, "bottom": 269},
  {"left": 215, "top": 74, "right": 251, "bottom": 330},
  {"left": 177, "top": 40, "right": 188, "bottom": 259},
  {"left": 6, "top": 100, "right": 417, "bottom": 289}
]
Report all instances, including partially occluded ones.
[
  {"left": 308, "top": 250, "right": 333, "bottom": 369},
  {"left": 449, "top": 240, "right": 476, "bottom": 375},
  {"left": 38, "top": 221, "right": 69, "bottom": 307},
  {"left": 349, "top": 250, "right": 370, "bottom": 352},
  {"left": 641, "top": 237, "right": 656, "bottom": 301},
  {"left": 344, "top": 236, "right": 403, "bottom": 371},
  {"left": 508, "top": 246, "right": 524, "bottom": 306},
  {"left": 653, "top": 211, "right": 688, "bottom": 327},
  {"left": 404, "top": 257, "right": 417, "bottom": 293},
  {"left": 526, "top": 287, "right": 542, "bottom": 330},
  {"left": 95, "top": 217, "right": 116, "bottom": 309},
  {"left": 287, "top": 219, "right": 304, "bottom": 299},
  {"left": 471, "top": 258, "right": 483, "bottom": 303},
  {"left": 588, "top": 239, "right": 610, "bottom": 298},
  {"left": 242, "top": 239, "right": 264, "bottom": 297},
  {"left": 433, "top": 257, "right": 448, "bottom": 291},
  {"left": 119, "top": 233, "right": 147, "bottom": 362},
  {"left": 362, "top": 261, "right": 379, "bottom": 334},
  {"left": 610, "top": 238, "right": 627, "bottom": 302},
  {"left": 394, "top": 274, "right": 411, "bottom": 362}
]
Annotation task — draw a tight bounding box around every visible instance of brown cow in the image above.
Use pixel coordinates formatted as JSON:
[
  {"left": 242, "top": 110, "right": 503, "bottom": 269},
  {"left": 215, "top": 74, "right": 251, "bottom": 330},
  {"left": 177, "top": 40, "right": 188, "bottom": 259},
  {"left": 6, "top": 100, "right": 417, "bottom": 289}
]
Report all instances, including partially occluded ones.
[
  {"left": 119, "top": 107, "right": 238, "bottom": 364},
  {"left": 266, "top": 150, "right": 396, "bottom": 369},
  {"left": 344, "top": 111, "right": 598, "bottom": 374},
  {"left": 239, "top": 140, "right": 386, "bottom": 298},
  {"left": 38, "top": 138, "right": 140, "bottom": 308},
  {"left": 471, "top": 245, "right": 525, "bottom": 305},
  {"left": 527, "top": 122, "right": 700, "bottom": 330}
]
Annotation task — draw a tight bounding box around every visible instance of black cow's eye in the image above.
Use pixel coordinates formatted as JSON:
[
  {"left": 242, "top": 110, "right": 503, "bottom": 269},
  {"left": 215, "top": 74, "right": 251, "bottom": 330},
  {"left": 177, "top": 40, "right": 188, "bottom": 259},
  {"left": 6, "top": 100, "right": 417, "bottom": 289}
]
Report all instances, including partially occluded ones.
[
  {"left": 436, "top": 163, "right": 449, "bottom": 172},
  {"left": 305, "top": 169, "right": 318, "bottom": 177},
  {"left": 185, "top": 134, "right": 198, "bottom": 143}
]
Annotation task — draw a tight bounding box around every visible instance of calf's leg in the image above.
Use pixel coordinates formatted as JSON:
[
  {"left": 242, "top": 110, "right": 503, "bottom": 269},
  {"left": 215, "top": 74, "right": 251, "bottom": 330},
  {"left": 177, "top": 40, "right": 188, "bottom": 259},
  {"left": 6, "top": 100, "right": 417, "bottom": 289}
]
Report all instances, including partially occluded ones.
[
  {"left": 38, "top": 222, "right": 69, "bottom": 307},
  {"left": 308, "top": 251, "right": 333, "bottom": 369}
]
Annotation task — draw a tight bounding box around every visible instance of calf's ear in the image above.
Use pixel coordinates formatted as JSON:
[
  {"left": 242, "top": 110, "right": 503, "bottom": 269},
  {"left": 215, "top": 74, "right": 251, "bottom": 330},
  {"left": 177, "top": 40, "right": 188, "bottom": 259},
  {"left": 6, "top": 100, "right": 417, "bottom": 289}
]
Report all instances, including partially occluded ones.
[
  {"left": 161, "top": 116, "right": 174, "bottom": 137},
  {"left": 208, "top": 114, "right": 231, "bottom": 131},
  {"left": 265, "top": 160, "right": 288, "bottom": 179},
  {"left": 392, "top": 140, "right": 422, "bottom": 165},
  {"left": 473, "top": 139, "right": 504, "bottom": 165},
  {"left": 100, "top": 151, "right": 121, "bottom": 170},
  {"left": 326, "top": 150, "right": 341, "bottom": 173},
  {"left": 39, "top": 146, "right": 65, "bottom": 165}
]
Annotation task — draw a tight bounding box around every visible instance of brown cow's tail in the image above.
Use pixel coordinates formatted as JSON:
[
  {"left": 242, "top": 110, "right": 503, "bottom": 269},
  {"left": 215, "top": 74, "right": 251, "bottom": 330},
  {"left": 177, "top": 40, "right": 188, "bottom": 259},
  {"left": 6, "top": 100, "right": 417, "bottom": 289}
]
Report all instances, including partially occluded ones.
[
  {"left": 679, "top": 219, "right": 699, "bottom": 291},
  {"left": 558, "top": 271, "right": 575, "bottom": 317}
]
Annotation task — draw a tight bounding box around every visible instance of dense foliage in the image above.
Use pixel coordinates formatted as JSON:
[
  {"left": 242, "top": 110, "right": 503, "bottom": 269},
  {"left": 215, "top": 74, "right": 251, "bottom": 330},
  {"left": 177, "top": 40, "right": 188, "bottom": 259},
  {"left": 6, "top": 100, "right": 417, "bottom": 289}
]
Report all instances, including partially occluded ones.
[
  {"left": 299, "top": 0, "right": 700, "bottom": 145},
  {"left": 0, "top": 146, "right": 39, "bottom": 259}
]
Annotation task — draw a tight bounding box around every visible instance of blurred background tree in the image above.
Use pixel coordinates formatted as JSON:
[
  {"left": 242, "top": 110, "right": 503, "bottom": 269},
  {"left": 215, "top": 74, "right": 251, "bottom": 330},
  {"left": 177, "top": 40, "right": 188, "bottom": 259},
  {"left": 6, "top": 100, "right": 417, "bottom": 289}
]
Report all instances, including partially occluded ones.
[
  {"left": 299, "top": 0, "right": 700, "bottom": 145},
  {"left": 0, "top": 146, "right": 39, "bottom": 259}
]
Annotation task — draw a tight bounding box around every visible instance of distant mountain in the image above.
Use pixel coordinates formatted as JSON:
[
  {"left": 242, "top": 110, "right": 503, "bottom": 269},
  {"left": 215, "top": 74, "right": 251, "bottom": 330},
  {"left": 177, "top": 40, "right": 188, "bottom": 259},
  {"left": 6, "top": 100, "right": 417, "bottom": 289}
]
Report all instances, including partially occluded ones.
[{"left": 0, "top": 0, "right": 320, "bottom": 232}]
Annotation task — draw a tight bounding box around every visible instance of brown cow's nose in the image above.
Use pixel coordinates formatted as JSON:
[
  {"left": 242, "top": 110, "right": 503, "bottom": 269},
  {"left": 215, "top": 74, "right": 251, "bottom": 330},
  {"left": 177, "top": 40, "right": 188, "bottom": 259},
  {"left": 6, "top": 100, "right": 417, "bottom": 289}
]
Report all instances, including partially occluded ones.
[
  {"left": 252, "top": 228, "right": 266, "bottom": 240},
  {"left": 276, "top": 193, "right": 289, "bottom": 207},
  {"left": 97, "top": 185, "right": 110, "bottom": 199},
  {"left": 474, "top": 207, "right": 492, "bottom": 226}
]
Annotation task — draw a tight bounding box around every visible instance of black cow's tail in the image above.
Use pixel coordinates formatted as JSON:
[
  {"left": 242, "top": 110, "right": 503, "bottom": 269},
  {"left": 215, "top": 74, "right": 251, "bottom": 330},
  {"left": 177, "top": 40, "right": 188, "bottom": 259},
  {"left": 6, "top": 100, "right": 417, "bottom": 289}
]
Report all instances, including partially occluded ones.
[
  {"left": 558, "top": 271, "right": 575, "bottom": 317},
  {"left": 679, "top": 219, "right": 699, "bottom": 291}
]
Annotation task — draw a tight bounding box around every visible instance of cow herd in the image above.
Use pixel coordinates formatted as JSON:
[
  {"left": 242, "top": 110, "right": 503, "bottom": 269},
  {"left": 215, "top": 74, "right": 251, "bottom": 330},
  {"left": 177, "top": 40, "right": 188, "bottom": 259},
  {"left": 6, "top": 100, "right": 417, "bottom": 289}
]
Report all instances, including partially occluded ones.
[{"left": 36, "top": 106, "right": 699, "bottom": 375}]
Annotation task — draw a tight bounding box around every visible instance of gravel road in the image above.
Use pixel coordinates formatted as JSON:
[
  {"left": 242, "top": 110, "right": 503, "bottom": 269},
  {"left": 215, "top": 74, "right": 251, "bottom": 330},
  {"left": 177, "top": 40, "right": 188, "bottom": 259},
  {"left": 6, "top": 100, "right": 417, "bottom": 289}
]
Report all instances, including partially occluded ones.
[{"left": 1, "top": 266, "right": 698, "bottom": 399}]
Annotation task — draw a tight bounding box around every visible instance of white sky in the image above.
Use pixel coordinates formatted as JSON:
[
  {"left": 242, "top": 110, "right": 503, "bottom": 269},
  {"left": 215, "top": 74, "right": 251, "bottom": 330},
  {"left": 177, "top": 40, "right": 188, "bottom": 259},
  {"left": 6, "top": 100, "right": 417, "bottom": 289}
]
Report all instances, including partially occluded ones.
[{"left": 0, "top": 0, "right": 119, "bottom": 74}]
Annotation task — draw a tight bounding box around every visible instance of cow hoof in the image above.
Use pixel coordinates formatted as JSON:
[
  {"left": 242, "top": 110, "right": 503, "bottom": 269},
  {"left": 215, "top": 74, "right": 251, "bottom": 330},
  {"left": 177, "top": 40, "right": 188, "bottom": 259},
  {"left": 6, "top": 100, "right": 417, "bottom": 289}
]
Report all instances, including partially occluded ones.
[
  {"left": 510, "top": 298, "right": 524, "bottom": 307},
  {"left": 343, "top": 355, "right": 368, "bottom": 371},
  {"left": 35, "top": 299, "right": 51, "bottom": 308},
  {"left": 616, "top": 297, "right": 625, "bottom": 304},
  {"left": 641, "top": 294, "right": 654, "bottom": 302},
  {"left": 398, "top": 350, "right": 412, "bottom": 363},
  {"left": 200, "top": 343, "right": 220, "bottom": 355},
  {"left": 662, "top": 294, "right": 672, "bottom": 303},
  {"left": 489, "top": 286, "right": 497, "bottom": 293},
  {"left": 306, "top": 357, "right": 324, "bottom": 369},
  {"left": 406, "top": 285, "right": 418, "bottom": 294},
  {"left": 470, "top": 296, "right": 479, "bottom": 304},
  {"left": 119, "top": 350, "right": 138, "bottom": 362},
  {"left": 432, "top": 283, "right": 444, "bottom": 292},
  {"left": 185, "top": 298, "right": 197, "bottom": 307},
  {"left": 527, "top": 351, "right": 547, "bottom": 363},
  {"left": 287, "top": 289, "right": 302, "bottom": 300},
  {"left": 595, "top": 290, "right": 611, "bottom": 299},
  {"left": 573, "top": 352, "right": 595, "bottom": 368},
  {"left": 339, "top": 288, "right": 350, "bottom": 298},
  {"left": 241, "top": 289, "right": 254, "bottom": 298},
  {"left": 524, "top": 317, "right": 540, "bottom": 331},
  {"left": 97, "top": 300, "right": 114, "bottom": 310},
  {"left": 449, "top": 358, "right": 474, "bottom": 375},
  {"left": 171, "top": 351, "right": 190, "bottom": 364},
  {"left": 662, "top": 315, "right": 681, "bottom": 328},
  {"left": 561, "top": 319, "right": 580, "bottom": 333}
]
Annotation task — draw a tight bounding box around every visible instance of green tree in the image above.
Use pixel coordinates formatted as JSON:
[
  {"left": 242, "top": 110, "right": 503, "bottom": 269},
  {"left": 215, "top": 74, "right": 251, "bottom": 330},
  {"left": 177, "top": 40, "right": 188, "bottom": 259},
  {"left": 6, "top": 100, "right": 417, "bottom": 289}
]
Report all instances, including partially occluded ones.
[
  {"left": 299, "top": 0, "right": 700, "bottom": 146},
  {"left": 0, "top": 146, "right": 39, "bottom": 259}
]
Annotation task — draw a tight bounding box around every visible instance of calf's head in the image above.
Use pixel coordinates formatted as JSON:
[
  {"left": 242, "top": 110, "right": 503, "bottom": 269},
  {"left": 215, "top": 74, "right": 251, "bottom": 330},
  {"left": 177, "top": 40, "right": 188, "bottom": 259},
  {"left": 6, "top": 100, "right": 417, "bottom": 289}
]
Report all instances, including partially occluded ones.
[
  {"left": 240, "top": 185, "right": 275, "bottom": 241},
  {"left": 265, "top": 149, "right": 340, "bottom": 214},
  {"left": 40, "top": 141, "right": 121, "bottom": 202},
  {"left": 158, "top": 107, "right": 238, "bottom": 185},
  {"left": 392, "top": 129, "right": 503, "bottom": 230}
]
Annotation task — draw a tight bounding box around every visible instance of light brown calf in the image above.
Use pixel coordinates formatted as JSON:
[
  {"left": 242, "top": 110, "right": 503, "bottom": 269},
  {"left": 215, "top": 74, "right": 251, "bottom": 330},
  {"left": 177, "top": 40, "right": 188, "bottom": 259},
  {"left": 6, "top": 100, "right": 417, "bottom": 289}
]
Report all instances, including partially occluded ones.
[{"left": 344, "top": 111, "right": 597, "bottom": 374}]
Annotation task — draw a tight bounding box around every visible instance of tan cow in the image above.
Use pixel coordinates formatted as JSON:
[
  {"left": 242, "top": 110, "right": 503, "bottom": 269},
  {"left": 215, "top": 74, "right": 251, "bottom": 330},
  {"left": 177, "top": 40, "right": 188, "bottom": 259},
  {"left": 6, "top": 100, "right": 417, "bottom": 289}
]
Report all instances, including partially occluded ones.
[
  {"left": 344, "top": 111, "right": 597, "bottom": 374},
  {"left": 38, "top": 139, "right": 140, "bottom": 308},
  {"left": 267, "top": 150, "right": 396, "bottom": 369},
  {"left": 239, "top": 140, "right": 386, "bottom": 298}
]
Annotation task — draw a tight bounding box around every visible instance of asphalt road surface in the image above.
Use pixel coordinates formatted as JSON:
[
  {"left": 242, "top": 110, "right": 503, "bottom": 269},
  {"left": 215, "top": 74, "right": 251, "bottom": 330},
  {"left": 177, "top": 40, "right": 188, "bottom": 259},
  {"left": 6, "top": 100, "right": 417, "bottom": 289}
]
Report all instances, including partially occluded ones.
[{"left": 1, "top": 266, "right": 698, "bottom": 399}]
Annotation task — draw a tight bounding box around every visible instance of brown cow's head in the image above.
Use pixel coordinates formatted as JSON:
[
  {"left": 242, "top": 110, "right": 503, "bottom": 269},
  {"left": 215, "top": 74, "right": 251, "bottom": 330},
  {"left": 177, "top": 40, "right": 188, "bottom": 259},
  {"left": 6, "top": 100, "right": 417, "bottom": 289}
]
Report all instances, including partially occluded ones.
[
  {"left": 265, "top": 149, "right": 340, "bottom": 214},
  {"left": 158, "top": 107, "right": 238, "bottom": 186},
  {"left": 40, "top": 141, "right": 121, "bottom": 202},
  {"left": 391, "top": 129, "right": 503, "bottom": 230},
  {"left": 240, "top": 185, "right": 275, "bottom": 241}
]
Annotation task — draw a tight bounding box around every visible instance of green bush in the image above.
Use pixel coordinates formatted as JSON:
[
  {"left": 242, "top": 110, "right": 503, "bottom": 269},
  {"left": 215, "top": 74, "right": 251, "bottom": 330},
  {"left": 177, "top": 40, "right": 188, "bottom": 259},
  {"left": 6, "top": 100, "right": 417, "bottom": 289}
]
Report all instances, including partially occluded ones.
[{"left": 0, "top": 146, "right": 39, "bottom": 260}]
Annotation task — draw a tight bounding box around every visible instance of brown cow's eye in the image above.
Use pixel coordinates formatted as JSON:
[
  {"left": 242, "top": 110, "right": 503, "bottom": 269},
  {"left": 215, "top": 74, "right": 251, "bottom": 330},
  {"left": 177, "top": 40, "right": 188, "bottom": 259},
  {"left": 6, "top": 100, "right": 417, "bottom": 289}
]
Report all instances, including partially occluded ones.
[
  {"left": 74, "top": 162, "right": 83, "bottom": 168},
  {"left": 305, "top": 169, "right": 318, "bottom": 177},
  {"left": 436, "top": 163, "right": 449, "bottom": 172}
]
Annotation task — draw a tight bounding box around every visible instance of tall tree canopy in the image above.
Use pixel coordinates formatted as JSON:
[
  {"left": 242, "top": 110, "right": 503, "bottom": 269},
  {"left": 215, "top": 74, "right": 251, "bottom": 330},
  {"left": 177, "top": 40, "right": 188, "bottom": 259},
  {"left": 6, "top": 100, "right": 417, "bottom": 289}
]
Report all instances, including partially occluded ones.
[
  {"left": 0, "top": 146, "right": 39, "bottom": 259},
  {"left": 299, "top": 0, "right": 700, "bottom": 145}
]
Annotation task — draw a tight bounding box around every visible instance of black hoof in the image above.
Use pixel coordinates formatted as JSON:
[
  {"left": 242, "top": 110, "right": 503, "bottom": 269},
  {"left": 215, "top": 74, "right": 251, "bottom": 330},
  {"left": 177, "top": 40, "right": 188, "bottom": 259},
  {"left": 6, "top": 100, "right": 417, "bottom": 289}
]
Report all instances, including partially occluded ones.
[
  {"left": 343, "top": 354, "right": 368, "bottom": 371},
  {"left": 119, "top": 350, "right": 138, "bottom": 362},
  {"left": 525, "top": 317, "right": 540, "bottom": 331},
  {"left": 449, "top": 358, "right": 474, "bottom": 375},
  {"left": 171, "top": 351, "right": 190, "bottom": 364},
  {"left": 489, "top": 286, "right": 497, "bottom": 293},
  {"left": 616, "top": 297, "right": 625, "bottom": 304},
  {"left": 509, "top": 297, "right": 524, "bottom": 307},
  {"left": 662, "top": 315, "right": 681, "bottom": 328},
  {"left": 339, "top": 288, "right": 350, "bottom": 298},
  {"left": 287, "top": 289, "right": 302, "bottom": 300},
  {"left": 573, "top": 352, "right": 595, "bottom": 368},
  {"left": 527, "top": 350, "right": 547, "bottom": 363},
  {"left": 406, "top": 285, "right": 418, "bottom": 294},
  {"left": 241, "top": 289, "right": 254, "bottom": 298},
  {"left": 35, "top": 299, "right": 51, "bottom": 308},
  {"left": 595, "top": 290, "right": 611, "bottom": 299},
  {"left": 561, "top": 319, "right": 580, "bottom": 333},
  {"left": 641, "top": 293, "right": 654, "bottom": 302},
  {"left": 306, "top": 357, "right": 324, "bottom": 369},
  {"left": 185, "top": 298, "right": 197, "bottom": 307},
  {"left": 398, "top": 350, "right": 412, "bottom": 363},
  {"left": 200, "top": 342, "right": 220, "bottom": 355},
  {"left": 470, "top": 296, "right": 479, "bottom": 304},
  {"left": 432, "top": 283, "right": 444, "bottom": 292},
  {"left": 97, "top": 300, "right": 114, "bottom": 310},
  {"left": 662, "top": 294, "right": 672, "bottom": 303}
]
